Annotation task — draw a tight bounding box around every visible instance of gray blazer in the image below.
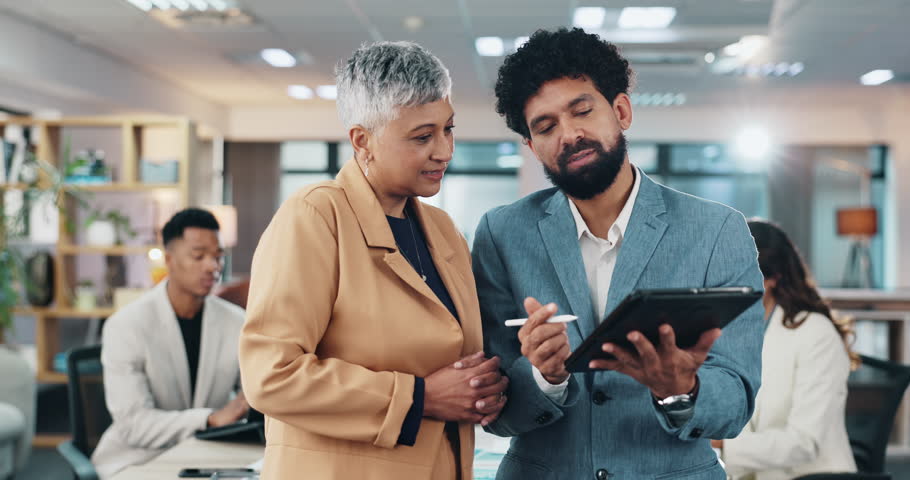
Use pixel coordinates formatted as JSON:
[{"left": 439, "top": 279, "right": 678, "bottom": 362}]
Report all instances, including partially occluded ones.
[
  {"left": 472, "top": 171, "right": 765, "bottom": 479},
  {"left": 91, "top": 281, "right": 245, "bottom": 479}
]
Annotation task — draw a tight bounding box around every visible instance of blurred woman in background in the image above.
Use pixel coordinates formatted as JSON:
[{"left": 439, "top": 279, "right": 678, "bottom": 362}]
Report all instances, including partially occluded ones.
[{"left": 716, "top": 219, "right": 858, "bottom": 479}]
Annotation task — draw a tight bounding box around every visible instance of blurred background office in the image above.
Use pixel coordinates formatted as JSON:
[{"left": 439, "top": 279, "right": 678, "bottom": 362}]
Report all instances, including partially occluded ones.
[{"left": 0, "top": 1, "right": 908, "bottom": 479}]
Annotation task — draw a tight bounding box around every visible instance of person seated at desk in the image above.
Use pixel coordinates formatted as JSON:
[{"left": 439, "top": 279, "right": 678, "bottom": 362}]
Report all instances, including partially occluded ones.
[
  {"left": 715, "top": 220, "right": 859, "bottom": 479},
  {"left": 92, "top": 208, "right": 249, "bottom": 479}
]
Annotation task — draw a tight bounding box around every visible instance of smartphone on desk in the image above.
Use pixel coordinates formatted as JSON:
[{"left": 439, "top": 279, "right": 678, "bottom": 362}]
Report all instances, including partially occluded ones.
[{"left": 178, "top": 468, "right": 257, "bottom": 478}]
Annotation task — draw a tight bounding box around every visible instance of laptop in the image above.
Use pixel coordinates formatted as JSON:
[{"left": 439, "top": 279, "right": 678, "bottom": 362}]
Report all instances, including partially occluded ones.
[{"left": 195, "top": 408, "right": 265, "bottom": 444}]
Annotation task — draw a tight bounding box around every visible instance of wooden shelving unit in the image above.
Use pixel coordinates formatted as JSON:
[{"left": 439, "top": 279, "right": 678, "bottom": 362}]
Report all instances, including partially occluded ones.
[
  {"left": 58, "top": 244, "right": 161, "bottom": 256},
  {"left": 2, "top": 115, "right": 195, "bottom": 447}
]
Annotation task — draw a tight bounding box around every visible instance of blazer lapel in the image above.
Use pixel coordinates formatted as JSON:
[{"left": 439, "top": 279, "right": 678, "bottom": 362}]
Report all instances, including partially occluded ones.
[
  {"left": 337, "top": 162, "right": 460, "bottom": 325},
  {"left": 604, "top": 173, "right": 668, "bottom": 316},
  {"left": 412, "top": 201, "right": 479, "bottom": 353},
  {"left": 154, "top": 281, "right": 192, "bottom": 408},
  {"left": 193, "top": 297, "right": 221, "bottom": 408},
  {"left": 539, "top": 193, "right": 596, "bottom": 340}
]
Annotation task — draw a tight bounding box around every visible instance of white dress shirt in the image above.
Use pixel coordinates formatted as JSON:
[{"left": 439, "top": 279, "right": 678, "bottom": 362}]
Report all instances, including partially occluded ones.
[{"left": 533, "top": 166, "right": 642, "bottom": 401}]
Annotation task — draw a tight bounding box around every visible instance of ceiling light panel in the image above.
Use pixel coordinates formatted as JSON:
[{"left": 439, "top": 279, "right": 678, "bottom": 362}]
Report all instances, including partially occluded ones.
[
  {"left": 475, "top": 37, "right": 504, "bottom": 57},
  {"left": 618, "top": 7, "right": 677, "bottom": 29},
  {"left": 288, "top": 85, "right": 313, "bottom": 100},
  {"left": 860, "top": 69, "right": 894, "bottom": 86},
  {"left": 573, "top": 7, "right": 607, "bottom": 29},
  {"left": 261, "top": 49, "right": 297, "bottom": 68}
]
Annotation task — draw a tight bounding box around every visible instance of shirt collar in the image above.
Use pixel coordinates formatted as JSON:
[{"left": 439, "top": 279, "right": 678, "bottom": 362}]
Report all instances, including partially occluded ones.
[{"left": 568, "top": 165, "right": 642, "bottom": 243}]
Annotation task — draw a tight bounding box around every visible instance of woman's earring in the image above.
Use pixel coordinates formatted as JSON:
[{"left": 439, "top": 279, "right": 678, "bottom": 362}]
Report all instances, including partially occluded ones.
[{"left": 365, "top": 159, "right": 370, "bottom": 177}]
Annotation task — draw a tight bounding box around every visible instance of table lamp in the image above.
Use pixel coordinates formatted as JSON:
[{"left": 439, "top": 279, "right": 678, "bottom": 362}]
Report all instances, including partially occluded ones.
[{"left": 836, "top": 206, "right": 877, "bottom": 288}]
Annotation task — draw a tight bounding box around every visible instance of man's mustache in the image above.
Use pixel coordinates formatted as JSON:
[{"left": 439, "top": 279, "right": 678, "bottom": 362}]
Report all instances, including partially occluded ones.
[{"left": 557, "top": 138, "right": 605, "bottom": 167}]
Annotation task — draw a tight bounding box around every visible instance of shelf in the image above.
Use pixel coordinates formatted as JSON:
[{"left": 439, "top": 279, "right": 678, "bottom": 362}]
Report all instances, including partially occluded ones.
[
  {"left": 32, "top": 433, "right": 70, "bottom": 448},
  {"left": 64, "top": 183, "right": 181, "bottom": 192},
  {"left": 0, "top": 183, "right": 29, "bottom": 190},
  {"left": 12, "top": 306, "right": 114, "bottom": 317},
  {"left": 12, "top": 306, "right": 51, "bottom": 315},
  {"left": 59, "top": 244, "right": 160, "bottom": 255},
  {"left": 48, "top": 308, "right": 116, "bottom": 318},
  {"left": 37, "top": 370, "right": 68, "bottom": 384}
]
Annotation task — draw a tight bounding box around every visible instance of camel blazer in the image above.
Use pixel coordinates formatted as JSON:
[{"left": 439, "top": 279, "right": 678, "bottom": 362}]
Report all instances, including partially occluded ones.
[
  {"left": 723, "top": 307, "right": 856, "bottom": 480},
  {"left": 239, "top": 161, "right": 483, "bottom": 480},
  {"left": 92, "top": 281, "right": 246, "bottom": 479}
]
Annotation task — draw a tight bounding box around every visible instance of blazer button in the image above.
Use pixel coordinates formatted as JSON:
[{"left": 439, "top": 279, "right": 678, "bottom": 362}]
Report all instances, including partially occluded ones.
[
  {"left": 535, "top": 412, "right": 553, "bottom": 424},
  {"left": 592, "top": 390, "right": 610, "bottom": 405},
  {"left": 595, "top": 468, "right": 610, "bottom": 480}
]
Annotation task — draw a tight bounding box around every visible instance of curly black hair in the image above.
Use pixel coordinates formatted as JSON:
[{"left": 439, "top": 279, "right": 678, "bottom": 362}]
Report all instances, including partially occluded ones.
[
  {"left": 162, "top": 208, "right": 220, "bottom": 247},
  {"left": 494, "top": 27, "right": 634, "bottom": 139}
]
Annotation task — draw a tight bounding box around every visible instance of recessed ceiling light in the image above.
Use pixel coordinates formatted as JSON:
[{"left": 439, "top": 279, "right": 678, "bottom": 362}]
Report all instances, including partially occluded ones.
[
  {"left": 475, "top": 37, "right": 504, "bottom": 57},
  {"left": 618, "top": 7, "right": 677, "bottom": 29},
  {"left": 514, "top": 36, "right": 530, "bottom": 51},
  {"left": 722, "top": 35, "right": 767, "bottom": 60},
  {"left": 261, "top": 49, "right": 296, "bottom": 68},
  {"left": 403, "top": 16, "right": 424, "bottom": 32},
  {"left": 704, "top": 52, "right": 715, "bottom": 64},
  {"left": 288, "top": 85, "right": 313, "bottom": 100},
  {"left": 788, "top": 62, "right": 804, "bottom": 76},
  {"left": 316, "top": 85, "right": 338, "bottom": 100},
  {"left": 860, "top": 69, "right": 894, "bottom": 86},
  {"left": 124, "top": 0, "right": 228, "bottom": 11},
  {"left": 630, "top": 92, "right": 687, "bottom": 107},
  {"left": 573, "top": 7, "right": 607, "bottom": 29},
  {"left": 125, "top": 0, "right": 153, "bottom": 10}
]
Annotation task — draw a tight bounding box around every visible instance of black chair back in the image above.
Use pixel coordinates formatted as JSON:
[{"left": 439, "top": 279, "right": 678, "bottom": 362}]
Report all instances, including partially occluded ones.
[
  {"left": 846, "top": 354, "right": 910, "bottom": 473},
  {"left": 65, "top": 345, "right": 112, "bottom": 457}
]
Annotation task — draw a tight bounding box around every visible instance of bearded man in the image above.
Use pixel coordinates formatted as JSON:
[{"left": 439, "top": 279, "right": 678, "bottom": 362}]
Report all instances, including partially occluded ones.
[{"left": 471, "top": 27, "right": 765, "bottom": 480}]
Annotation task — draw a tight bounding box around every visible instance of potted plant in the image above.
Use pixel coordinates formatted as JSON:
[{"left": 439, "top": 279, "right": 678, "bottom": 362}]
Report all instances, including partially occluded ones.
[
  {"left": 73, "top": 279, "right": 97, "bottom": 311},
  {"left": 83, "top": 209, "right": 137, "bottom": 246}
]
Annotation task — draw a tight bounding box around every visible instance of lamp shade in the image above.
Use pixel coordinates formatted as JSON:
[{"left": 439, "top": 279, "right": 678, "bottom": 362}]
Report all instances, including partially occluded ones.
[
  {"left": 836, "top": 207, "right": 878, "bottom": 236},
  {"left": 205, "top": 205, "right": 238, "bottom": 248}
]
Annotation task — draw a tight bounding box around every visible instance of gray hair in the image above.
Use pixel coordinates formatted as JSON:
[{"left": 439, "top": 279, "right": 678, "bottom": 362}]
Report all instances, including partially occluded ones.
[{"left": 335, "top": 41, "right": 452, "bottom": 132}]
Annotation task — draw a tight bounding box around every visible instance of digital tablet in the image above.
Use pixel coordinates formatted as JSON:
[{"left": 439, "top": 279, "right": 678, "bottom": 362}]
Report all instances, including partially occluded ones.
[
  {"left": 564, "top": 287, "right": 761, "bottom": 373},
  {"left": 194, "top": 408, "right": 265, "bottom": 444}
]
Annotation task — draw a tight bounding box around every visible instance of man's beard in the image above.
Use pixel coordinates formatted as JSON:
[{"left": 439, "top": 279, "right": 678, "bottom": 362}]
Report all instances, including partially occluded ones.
[{"left": 543, "top": 133, "right": 627, "bottom": 200}]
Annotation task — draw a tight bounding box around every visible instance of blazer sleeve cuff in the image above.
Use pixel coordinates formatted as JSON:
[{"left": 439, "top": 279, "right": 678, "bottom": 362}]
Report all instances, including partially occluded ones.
[
  {"left": 655, "top": 367, "right": 750, "bottom": 442},
  {"left": 374, "top": 372, "right": 416, "bottom": 449},
  {"left": 485, "top": 356, "right": 579, "bottom": 436},
  {"left": 397, "top": 377, "right": 424, "bottom": 446}
]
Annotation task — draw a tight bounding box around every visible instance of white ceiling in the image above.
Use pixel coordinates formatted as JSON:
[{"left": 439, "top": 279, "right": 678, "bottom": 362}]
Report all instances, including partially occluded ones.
[{"left": 0, "top": 0, "right": 907, "bottom": 108}]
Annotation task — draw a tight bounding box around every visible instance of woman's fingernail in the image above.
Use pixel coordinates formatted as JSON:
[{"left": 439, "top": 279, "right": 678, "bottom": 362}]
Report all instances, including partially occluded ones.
[
  {"left": 454, "top": 362, "right": 463, "bottom": 369},
  {"left": 470, "top": 379, "right": 479, "bottom": 387},
  {"left": 477, "top": 401, "right": 485, "bottom": 408}
]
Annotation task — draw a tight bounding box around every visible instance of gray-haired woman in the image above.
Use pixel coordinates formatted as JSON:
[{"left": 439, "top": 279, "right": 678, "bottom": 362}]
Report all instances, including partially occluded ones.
[{"left": 239, "top": 41, "right": 508, "bottom": 480}]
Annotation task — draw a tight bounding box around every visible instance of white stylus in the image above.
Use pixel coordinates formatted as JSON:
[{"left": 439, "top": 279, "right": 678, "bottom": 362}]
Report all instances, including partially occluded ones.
[{"left": 504, "top": 314, "right": 578, "bottom": 327}]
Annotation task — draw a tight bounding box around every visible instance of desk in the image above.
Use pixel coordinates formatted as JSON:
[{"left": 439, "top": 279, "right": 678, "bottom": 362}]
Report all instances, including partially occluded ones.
[
  {"left": 822, "top": 288, "right": 910, "bottom": 455},
  {"left": 111, "top": 438, "right": 262, "bottom": 480},
  {"left": 110, "top": 427, "right": 510, "bottom": 479}
]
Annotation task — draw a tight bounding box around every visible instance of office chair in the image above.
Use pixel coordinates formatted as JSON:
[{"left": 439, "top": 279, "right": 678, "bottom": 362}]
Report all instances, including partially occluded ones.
[
  {"left": 845, "top": 354, "right": 910, "bottom": 474},
  {"left": 57, "top": 345, "right": 111, "bottom": 480}
]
